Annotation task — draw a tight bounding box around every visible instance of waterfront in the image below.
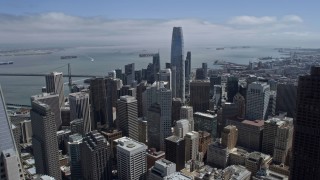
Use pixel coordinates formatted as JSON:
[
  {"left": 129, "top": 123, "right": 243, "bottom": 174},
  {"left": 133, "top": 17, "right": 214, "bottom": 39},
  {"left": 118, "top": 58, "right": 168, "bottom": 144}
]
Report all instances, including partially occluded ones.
[{"left": 0, "top": 45, "right": 283, "bottom": 104}]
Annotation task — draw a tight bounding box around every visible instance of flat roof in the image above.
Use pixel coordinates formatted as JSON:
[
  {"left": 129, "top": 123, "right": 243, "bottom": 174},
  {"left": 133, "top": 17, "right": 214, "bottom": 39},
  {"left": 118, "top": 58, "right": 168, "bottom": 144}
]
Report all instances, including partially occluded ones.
[{"left": 242, "top": 120, "right": 264, "bottom": 127}]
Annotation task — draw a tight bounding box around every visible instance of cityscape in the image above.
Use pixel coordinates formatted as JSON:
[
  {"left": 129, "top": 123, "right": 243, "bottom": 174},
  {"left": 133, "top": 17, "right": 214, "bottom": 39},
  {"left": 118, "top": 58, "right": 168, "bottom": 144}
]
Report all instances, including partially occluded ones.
[{"left": 1, "top": 1, "right": 320, "bottom": 180}]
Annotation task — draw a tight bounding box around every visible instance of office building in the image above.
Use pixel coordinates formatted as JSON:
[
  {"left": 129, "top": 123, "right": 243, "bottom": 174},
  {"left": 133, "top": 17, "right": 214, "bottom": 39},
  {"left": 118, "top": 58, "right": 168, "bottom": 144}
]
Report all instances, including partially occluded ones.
[
  {"left": 138, "top": 118, "right": 147, "bottom": 144},
  {"left": 245, "top": 152, "right": 272, "bottom": 176},
  {"left": 45, "top": 72, "right": 64, "bottom": 108},
  {"left": 60, "top": 106, "right": 70, "bottom": 127},
  {"left": 275, "top": 83, "right": 297, "bottom": 118},
  {"left": 172, "top": 98, "right": 182, "bottom": 124},
  {"left": 174, "top": 119, "right": 190, "bottom": 138},
  {"left": 185, "top": 131, "right": 199, "bottom": 161},
  {"left": 115, "top": 68, "right": 122, "bottom": 79},
  {"left": 90, "top": 77, "right": 108, "bottom": 129},
  {"left": 147, "top": 149, "right": 166, "bottom": 170},
  {"left": 229, "top": 147, "right": 249, "bottom": 166},
  {"left": 217, "top": 102, "right": 238, "bottom": 137},
  {"left": 81, "top": 131, "right": 111, "bottom": 180},
  {"left": 202, "top": 63, "right": 208, "bottom": 79},
  {"left": 190, "top": 80, "right": 210, "bottom": 113},
  {"left": 194, "top": 112, "right": 217, "bottom": 138},
  {"left": 68, "top": 134, "right": 82, "bottom": 180},
  {"left": 185, "top": 51, "right": 191, "bottom": 94},
  {"left": 180, "top": 106, "right": 194, "bottom": 131},
  {"left": 195, "top": 68, "right": 205, "bottom": 80},
  {"left": 137, "top": 81, "right": 147, "bottom": 117},
  {"left": 159, "top": 69, "right": 172, "bottom": 89},
  {"left": 291, "top": 67, "right": 320, "bottom": 180},
  {"left": 273, "top": 118, "right": 293, "bottom": 164},
  {"left": 207, "top": 139, "right": 229, "bottom": 168},
  {"left": 163, "top": 172, "right": 192, "bottom": 180},
  {"left": 0, "top": 85, "right": 24, "bottom": 180},
  {"left": 119, "top": 85, "right": 136, "bottom": 99},
  {"left": 70, "top": 118, "right": 84, "bottom": 135},
  {"left": 149, "top": 159, "right": 176, "bottom": 180},
  {"left": 198, "top": 131, "right": 212, "bottom": 156},
  {"left": 69, "top": 92, "right": 91, "bottom": 134},
  {"left": 171, "top": 27, "right": 185, "bottom": 102},
  {"left": 125, "top": 63, "right": 135, "bottom": 85},
  {"left": 30, "top": 100, "right": 61, "bottom": 180},
  {"left": 223, "top": 165, "right": 251, "bottom": 180},
  {"left": 246, "top": 82, "right": 270, "bottom": 120},
  {"left": 210, "top": 75, "right": 222, "bottom": 96},
  {"left": 135, "top": 70, "right": 142, "bottom": 84},
  {"left": 267, "top": 90, "right": 277, "bottom": 117},
  {"left": 221, "top": 125, "right": 238, "bottom": 149},
  {"left": 147, "top": 103, "right": 161, "bottom": 150},
  {"left": 153, "top": 53, "right": 160, "bottom": 80},
  {"left": 227, "top": 119, "right": 264, "bottom": 151},
  {"left": 117, "top": 96, "right": 138, "bottom": 141},
  {"left": 165, "top": 135, "right": 185, "bottom": 171},
  {"left": 226, "top": 76, "right": 239, "bottom": 102},
  {"left": 31, "top": 93, "right": 61, "bottom": 130},
  {"left": 21, "top": 119, "right": 32, "bottom": 144},
  {"left": 117, "top": 137, "right": 147, "bottom": 180},
  {"left": 233, "top": 93, "right": 246, "bottom": 119},
  {"left": 212, "top": 85, "right": 222, "bottom": 107}
]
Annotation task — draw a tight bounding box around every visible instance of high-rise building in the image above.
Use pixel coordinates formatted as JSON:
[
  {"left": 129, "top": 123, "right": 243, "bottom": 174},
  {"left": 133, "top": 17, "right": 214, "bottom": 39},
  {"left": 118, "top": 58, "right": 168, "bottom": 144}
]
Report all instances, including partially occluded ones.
[
  {"left": 207, "top": 139, "right": 229, "bottom": 168},
  {"left": 138, "top": 118, "right": 147, "bottom": 144},
  {"left": 245, "top": 152, "right": 272, "bottom": 176},
  {"left": 227, "top": 119, "right": 264, "bottom": 151},
  {"left": 273, "top": 118, "right": 293, "bottom": 164},
  {"left": 267, "top": 90, "right": 277, "bottom": 118},
  {"left": 262, "top": 117, "right": 286, "bottom": 156},
  {"left": 137, "top": 81, "right": 147, "bottom": 118},
  {"left": 174, "top": 119, "right": 190, "bottom": 138},
  {"left": 69, "top": 92, "right": 91, "bottom": 134},
  {"left": 202, "top": 63, "right": 208, "bottom": 79},
  {"left": 195, "top": 68, "right": 205, "bottom": 80},
  {"left": 81, "top": 131, "right": 111, "bottom": 180},
  {"left": 159, "top": 69, "right": 172, "bottom": 90},
  {"left": 172, "top": 98, "right": 182, "bottom": 125},
  {"left": 217, "top": 102, "right": 238, "bottom": 137},
  {"left": 0, "top": 85, "right": 24, "bottom": 180},
  {"left": 125, "top": 63, "right": 135, "bottom": 85},
  {"left": 147, "top": 103, "right": 161, "bottom": 150},
  {"left": 291, "top": 67, "right": 320, "bottom": 180},
  {"left": 117, "top": 96, "right": 138, "bottom": 141},
  {"left": 135, "top": 70, "right": 142, "bottom": 84},
  {"left": 68, "top": 133, "right": 83, "bottom": 180},
  {"left": 180, "top": 106, "right": 194, "bottom": 131},
  {"left": 210, "top": 75, "right": 222, "bottom": 96},
  {"left": 194, "top": 112, "right": 217, "bottom": 138},
  {"left": 226, "top": 76, "right": 239, "bottom": 103},
  {"left": 45, "top": 72, "right": 64, "bottom": 108},
  {"left": 149, "top": 159, "right": 176, "bottom": 180},
  {"left": 221, "top": 125, "right": 238, "bottom": 149},
  {"left": 233, "top": 93, "right": 246, "bottom": 119},
  {"left": 147, "top": 149, "right": 166, "bottom": 170},
  {"left": 190, "top": 80, "right": 210, "bottom": 113},
  {"left": 117, "top": 137, "right": 147, "bottom": 180},
  {"left": 185, "top": 51, "right": 191, "bottom": 94},
  {"left": 212, "top": 85, "right": 222, "bottom": 107},
  {"left": 275, "top": 83, "right": 297, "bottom": 118},
  {"left": 246, "top": 82, "right": 270, "bottom": 120},
  {"left": 60, "top": 106, "right": 70, "bottom": 127},
  {"left": 115, "top": 68, "right": 122, "bottom": 79},
  {"left": 165, "top": 135, "right": 185, "bottom": 171},
  {"left": 185, "top": 131, "right": 199, "bottom": 161},
  {"left": 198, "top": 131, "right": 212, "bottom": 157},
  {"left": 90, "top": 77, "right": 108, "bottom": 129},
  {"left": 30, "top": 100, "right": 61, "bottom": 180},
  {"left": 70, "top": 118, "right": 84, "bottom": 134},
  {"left": 171, "top": 27, "right": 185, "bottom": 102},
  {"left": 21, "top": 119, "right": 32, "bottom": 144},
  {"left": 153, "top": 53, "right": 160, "bottom": 80},
  {"left": 31, "top": 93, "right": 61, "bottom": 130}
]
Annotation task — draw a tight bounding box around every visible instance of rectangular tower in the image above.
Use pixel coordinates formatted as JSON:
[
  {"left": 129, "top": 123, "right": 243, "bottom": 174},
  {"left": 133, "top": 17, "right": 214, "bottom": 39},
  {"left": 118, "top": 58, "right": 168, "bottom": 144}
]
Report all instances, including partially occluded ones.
[
  {"left": 45, "top": 72, "right": 64, "bottom": 108},
  {"left": 69, "top": 92, "right": 91, "bottom": 134}
]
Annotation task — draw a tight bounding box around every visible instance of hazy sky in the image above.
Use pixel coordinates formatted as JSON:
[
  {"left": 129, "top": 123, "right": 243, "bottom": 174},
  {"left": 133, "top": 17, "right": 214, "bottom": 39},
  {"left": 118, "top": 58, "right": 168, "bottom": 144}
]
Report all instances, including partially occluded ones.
[{"left": 0, "top": 0, "right": 319, "bottom": 48}]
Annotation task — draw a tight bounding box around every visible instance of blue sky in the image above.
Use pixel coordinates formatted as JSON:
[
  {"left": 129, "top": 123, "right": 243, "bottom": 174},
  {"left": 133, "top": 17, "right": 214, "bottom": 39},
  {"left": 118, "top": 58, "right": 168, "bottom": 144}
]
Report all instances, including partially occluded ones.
[{"left": 0, "top": 1, "right": 319, "bottom": 47}]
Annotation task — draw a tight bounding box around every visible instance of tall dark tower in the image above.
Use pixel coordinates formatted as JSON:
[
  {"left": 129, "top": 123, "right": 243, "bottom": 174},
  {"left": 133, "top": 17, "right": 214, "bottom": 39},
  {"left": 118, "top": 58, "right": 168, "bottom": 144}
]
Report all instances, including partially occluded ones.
[
  {"left": 90, "top": 78, "right": 108, "bottom": 129},
  {"left": 171, "top": 27, "right": 185, "bottom": 103},
  {"left": 291, "top": 66, "right": 320, "bottom": 179}
]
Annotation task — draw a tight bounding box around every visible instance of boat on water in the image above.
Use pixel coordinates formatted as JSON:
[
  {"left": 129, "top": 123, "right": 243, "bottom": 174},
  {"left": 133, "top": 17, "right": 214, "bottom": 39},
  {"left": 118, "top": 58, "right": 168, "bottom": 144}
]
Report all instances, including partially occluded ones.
[
  {"left": 0, "top": 61, "right": 13, "bottom": 65},
  {"left": 61, "top": 56, "right": 77, "bottom": 59},
  {"left": 216, "top": 47, "right": 224, "bottom": 50},
  {"left": 258, "top": 56, "right": 273, "bottom": 60}
]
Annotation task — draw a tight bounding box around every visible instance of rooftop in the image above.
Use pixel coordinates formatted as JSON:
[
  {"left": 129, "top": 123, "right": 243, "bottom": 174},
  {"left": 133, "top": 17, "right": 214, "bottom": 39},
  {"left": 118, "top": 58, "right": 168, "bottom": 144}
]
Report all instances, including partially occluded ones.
[
  {"left": 242, "top": 120, "right": 264, "bottom": 127},
  {"left": 166, "top": 135, "right": 184, "bottom": 143}
]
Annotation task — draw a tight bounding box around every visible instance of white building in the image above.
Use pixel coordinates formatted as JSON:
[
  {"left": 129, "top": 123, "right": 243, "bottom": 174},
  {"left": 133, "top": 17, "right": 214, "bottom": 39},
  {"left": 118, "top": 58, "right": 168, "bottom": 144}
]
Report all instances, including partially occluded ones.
[
  {"left": 246, "top": 82, "right": 270, "bottom": 120},
  {"left": 117, "top": 137, "right": 147, "bottom": 180},
  {"left": 180, "top": 106, "right": 194, "bottom": 131},
  {"left": 185, "top": 131, "right": 199, "bottom": 161},
  {"left": 174, "top": 119, "right": 190, "bottom": 138},
  {"left": 149, "top": 159, "right": 176, "bottom": 180},
  {"left": 159, "top": 69, "right": 172, "bottom": 90},
  {"left": 69, "top": 92, "right": 91, "bottom": 134}
]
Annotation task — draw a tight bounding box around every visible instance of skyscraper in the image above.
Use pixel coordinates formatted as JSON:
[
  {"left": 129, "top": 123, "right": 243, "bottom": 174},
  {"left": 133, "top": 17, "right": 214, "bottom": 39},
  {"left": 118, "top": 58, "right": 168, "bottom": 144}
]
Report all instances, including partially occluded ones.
[
  {"left": 185, "top": 51, "right": 191, "bottom": 94},
  {"left": 275, "top": 83, "right": 297, "bottom": 118},
  {"left": 125, "top": 63, "right": 135, "bottom": 85},
  {"left": 117, "top": 137, "right": 147, "bottom": 180},
  {"left": 185, "top": 131, "right": 199, "bottom": 161},
  {"left": 69, "top": 92, "right": 91, "bottom": 134},
  {"left": 171, "top": 27, "right": 185, "bottom": 102},
  {"left": 31, "top": 93, "right": 61, "bottom": 130},
  {"left": 180, "top": 106, "right": 194, "bottom": 131},
  {"left": 221, "top": 125, "right": 238, "bottom": 149},
  {"left": 0, "top": 85, "right": 24, "bottom": 180},
  {"left": 45, "top": 72, "right": 64, "bottom": 108},
  {"left": 291, "top": 67, "right": 320, "bottom": 180},
  {"left": 90, "top": 77, "right": 108, "bottom": 129},
  {"left": 147, "top": 103, "right": 161, "bottom": 150},
  {"left": 81, "top": 131, "right": 111, "bottom": 180},
  {"left": 117, "top": 96, "right": 138, "bottom": 141},
  {"left": 165, "top": 135, "right": 185, "bottom": 171},
  {"left": 68, "top": 133, "right": 83, "bottom": 180},
  {"left": 153, "top": 53, "right": 160, "bottom": 81},
  {"left": 246, "top": 82, "right": 270, "bottom": 120},
  {"left": 31, "top": 100, "right": 61, "bottom": 180},
  {"left": 159, "top": 69, "right": 172, "bottom": 89},
  {"left": 226, "top": 76, "right": 239, "bottom": 103},
  {"left": 190, "top": 80, "right": 210, "bottom": 113}
]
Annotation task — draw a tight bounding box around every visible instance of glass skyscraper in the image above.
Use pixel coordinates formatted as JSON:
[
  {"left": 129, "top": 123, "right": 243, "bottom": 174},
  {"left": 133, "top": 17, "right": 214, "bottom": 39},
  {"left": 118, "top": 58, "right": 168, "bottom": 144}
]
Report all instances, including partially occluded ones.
[{"left": 171, "top": 27, "right": 185, "bottom": 103}]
